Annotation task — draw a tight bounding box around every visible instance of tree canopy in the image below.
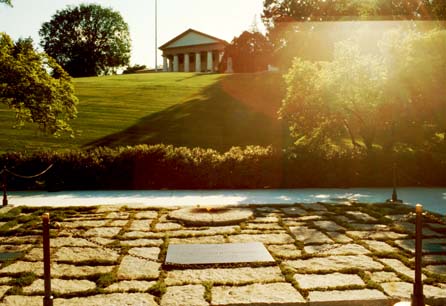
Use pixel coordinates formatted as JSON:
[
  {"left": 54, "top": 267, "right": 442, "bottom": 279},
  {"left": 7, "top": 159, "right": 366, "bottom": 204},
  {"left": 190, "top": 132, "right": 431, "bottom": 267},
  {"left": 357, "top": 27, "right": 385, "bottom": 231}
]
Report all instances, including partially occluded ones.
[
  {"left": 263, "top": 0, "right": 446, "bottom": 27},
  {"left": 0, "top": 0, "right": 12, "bottom": 6},
  {"left": 39, "top": 4, "right": 131, "bottom": 77},
  {"left": 0, "top": 33, "right": 78, "bottom": 136},
  {"left": 223, "top": 31, "right": 273, "bottom": 73},
  {"left": 279, "top": 29, "right": 446, "bottom": 153}
]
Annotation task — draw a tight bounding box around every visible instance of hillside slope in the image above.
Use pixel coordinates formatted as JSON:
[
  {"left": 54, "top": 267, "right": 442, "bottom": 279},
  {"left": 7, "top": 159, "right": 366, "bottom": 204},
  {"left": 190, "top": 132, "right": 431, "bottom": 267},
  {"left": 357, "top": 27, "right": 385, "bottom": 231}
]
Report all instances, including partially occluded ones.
[{"left": 0, "top": 72, "right": 289, "bottom": 153}]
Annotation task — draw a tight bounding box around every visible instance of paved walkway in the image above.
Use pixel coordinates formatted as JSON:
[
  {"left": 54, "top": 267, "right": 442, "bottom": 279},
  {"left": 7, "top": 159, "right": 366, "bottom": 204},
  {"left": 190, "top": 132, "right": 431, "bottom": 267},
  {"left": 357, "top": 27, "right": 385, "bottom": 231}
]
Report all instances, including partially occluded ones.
[{"left": 0, "top": 202, "right": 445, "bottom": 305}]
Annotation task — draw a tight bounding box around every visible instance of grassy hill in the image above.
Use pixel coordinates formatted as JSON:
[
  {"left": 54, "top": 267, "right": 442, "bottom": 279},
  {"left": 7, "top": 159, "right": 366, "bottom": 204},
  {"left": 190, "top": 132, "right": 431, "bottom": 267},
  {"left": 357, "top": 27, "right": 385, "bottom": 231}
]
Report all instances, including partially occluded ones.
[{"left": 0, "top": 72, "right": 290, "bottom": 153}]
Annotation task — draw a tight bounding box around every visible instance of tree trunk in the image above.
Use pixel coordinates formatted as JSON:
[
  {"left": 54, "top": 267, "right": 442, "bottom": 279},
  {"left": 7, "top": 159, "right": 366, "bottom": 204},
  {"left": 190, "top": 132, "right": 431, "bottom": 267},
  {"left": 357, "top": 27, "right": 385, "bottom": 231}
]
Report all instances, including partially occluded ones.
[{"left": 343, "top": 119, "right": 360, "bottom": 148}]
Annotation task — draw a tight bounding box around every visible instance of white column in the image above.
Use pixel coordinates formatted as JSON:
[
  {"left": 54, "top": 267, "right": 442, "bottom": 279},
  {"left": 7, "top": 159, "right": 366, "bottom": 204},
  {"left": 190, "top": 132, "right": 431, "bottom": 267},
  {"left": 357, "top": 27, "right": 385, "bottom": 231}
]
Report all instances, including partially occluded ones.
[
  {"left": 163, "top": 57, "right": 168, "bottom": 72},
  {"left": 219, "top": 51, "right": 224, "bottom": 63},
  {"left": 195, "top": 52, "right": 201, "bottom": 72},
  {"left": 184, "top": 54, "right": 190, "bottom": 72},
  {"left": 207, "top": 51, "right": 213, "bottom": 72},
  {"left": 173, "top": 55, "right": 179, "bottom": 72}
]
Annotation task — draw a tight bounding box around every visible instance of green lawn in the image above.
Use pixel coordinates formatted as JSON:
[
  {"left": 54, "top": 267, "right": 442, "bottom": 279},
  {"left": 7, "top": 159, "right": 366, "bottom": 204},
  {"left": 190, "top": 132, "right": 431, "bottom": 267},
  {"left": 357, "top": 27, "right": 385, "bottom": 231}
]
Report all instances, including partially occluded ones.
[{"left": 0, "top": 72, "right": 290, "bottom": 153}]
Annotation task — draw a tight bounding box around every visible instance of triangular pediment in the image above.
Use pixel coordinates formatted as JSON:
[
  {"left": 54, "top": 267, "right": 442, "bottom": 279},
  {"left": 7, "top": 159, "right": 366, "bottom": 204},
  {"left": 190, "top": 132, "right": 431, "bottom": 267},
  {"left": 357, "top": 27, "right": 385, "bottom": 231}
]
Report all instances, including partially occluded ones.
[{"left": 160, "top": 29, "right": 227, "bottom": 50}]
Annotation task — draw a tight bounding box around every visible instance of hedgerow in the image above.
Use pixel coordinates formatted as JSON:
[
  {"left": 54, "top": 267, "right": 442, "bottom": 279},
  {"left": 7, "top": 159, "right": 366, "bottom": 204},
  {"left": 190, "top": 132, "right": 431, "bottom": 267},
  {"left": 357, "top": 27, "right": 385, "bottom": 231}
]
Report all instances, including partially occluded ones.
[{"left": 1, "top": 144, "right": 445, "bottom": 190}]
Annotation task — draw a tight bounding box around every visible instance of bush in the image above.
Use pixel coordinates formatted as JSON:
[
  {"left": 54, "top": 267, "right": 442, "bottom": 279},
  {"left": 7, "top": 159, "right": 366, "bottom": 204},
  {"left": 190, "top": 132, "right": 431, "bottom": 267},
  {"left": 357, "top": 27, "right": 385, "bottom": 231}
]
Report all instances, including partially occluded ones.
[{"left": 0, "top": 144, "right": 445, "bottom": 191}]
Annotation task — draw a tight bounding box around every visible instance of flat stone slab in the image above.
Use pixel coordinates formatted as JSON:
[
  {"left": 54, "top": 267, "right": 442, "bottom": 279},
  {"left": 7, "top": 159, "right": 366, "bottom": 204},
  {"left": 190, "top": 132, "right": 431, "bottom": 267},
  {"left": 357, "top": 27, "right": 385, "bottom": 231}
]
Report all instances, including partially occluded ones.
[
  {"left": 0, "top": 285, "right": 10, "bottom": 299},
  {"left": 426, "top": 265, "right": 446, "bottom": 275},
  {"left": 281, "top": 207, "right": 308, "bottom": 216},
  {"left": 294, "top": 272, "right": 364, "bottom": 290},
  {"left": 285, "top": 255, "right": 384, "bottom": 273},
  {"left": 165, "top": 266, "right": 284, "bottom": 286},
  {"left": 121, "top": 239, "right": 163, "bottom": 247},
  {"left": 23, "top": 279, "right": 96, "bottom": 295},
  {"left": 381, "top": 281, "right": 446, "bottom": 303},
  {"left": 362, "top": 240, "right": 399, "bottom": 253},
  {"left": 228, "top": 233, "right": 294, "bottom": 245},
  {"left": 117, "top": 256, "right": 161, "bottom": 280},
  {"left": 304, "top": 243, "right": 370, "bottom": 256},
  {"left": 267, "top": 244, "right": 302, "bottom": 259},
  {"left": 52, "top": 264, "right": 114, "bottom": 278},
  {"left": 53, "top": 247, "right": 119, "bottom": 264},
  {"left": 347, "top": 230, "right": 407, "bottom": 240},
  {"left": 212, "top": 282, "right": 306, "bottom": 305},
  {"left": 84, "top": 227, "right": 121, "bottom": 238},
  {"left": 0, "top": 261, "right": 43, "bottom": 276},
  {"left": 54, "top": 293, "right": 158, "bottom": 306},
  {"left": 290, "top": 226, "right": 333, "bottom": 244},
  {"left": 165, "top": 242, "right": 274, "bottom": 266},
  {"left": 128, "top": 247, "right": 160, "bottom": 261},
  {"left": 366, "top": 271, "right": 401, "bottom": 283},
  {"left": 169, "top": 207, "right": 253, "bottom": 226},
  {"left": 313, "top": 220, "right": 345, "bottom": 232},
  {"left": 104, "top": 280, "right": 156, "bottom": 293},
  {"left": 345, "top": 211, "right": 377, "bottom": 222},
  {"left": 160, "top": 285, "right": 208, "bottom": 306},
  {"left": 395, "top": 239, "right": 446, "bottom": 254},
  {"left": 134, "top": 211, "right": 158, "bottom": 219},
  {"left": 169, "top": 235, "right": 226, "bottom": 245},
  {"left": 379, "top": 258, "right": 426, "bottom": 281},
  {"left": 2, "top": 295, "right": 43, "bottom": 306},
  {"left": 308, "top": 289, "right": 389, "bottom": 306}
]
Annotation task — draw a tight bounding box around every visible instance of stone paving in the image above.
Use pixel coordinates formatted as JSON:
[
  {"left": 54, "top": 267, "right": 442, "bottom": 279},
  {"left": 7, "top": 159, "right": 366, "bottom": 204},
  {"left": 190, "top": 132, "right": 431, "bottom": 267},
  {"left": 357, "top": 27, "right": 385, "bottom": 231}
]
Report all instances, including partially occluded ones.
[{"left": 0, "top": 202, "right": 445, "bottom": 305}]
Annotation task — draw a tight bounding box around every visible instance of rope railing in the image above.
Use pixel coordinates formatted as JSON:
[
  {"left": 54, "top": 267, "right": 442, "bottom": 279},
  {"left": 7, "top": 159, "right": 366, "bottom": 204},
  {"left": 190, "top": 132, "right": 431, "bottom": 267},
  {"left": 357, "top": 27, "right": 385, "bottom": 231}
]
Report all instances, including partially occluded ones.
[{"left": 1, "top": 164, "right": 53, "bottom": 207}]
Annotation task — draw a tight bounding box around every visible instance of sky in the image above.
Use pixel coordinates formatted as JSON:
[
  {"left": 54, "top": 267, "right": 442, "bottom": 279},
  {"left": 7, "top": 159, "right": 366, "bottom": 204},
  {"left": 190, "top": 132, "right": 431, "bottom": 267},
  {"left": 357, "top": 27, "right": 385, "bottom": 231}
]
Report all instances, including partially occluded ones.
[{"left": 0, "top": 0, "right": 266, "bottom": 68}]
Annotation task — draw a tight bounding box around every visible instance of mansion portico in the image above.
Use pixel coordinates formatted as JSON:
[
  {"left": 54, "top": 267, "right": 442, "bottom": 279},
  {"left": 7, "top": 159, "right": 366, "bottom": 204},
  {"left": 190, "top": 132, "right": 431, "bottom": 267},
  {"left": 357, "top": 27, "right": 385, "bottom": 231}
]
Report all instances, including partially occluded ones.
[{"left": 159, "top": 29, "right": 228, "bottom": 73}]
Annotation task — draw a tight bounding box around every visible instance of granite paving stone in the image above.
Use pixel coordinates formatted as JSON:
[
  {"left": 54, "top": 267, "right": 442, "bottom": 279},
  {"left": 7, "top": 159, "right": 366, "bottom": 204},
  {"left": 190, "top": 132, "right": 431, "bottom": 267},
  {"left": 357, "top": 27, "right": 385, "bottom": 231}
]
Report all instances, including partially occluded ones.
[
  {"left": 426, "top": 265, "right": 446, "bottom": 275},
  {"left": 117, "top": 256, "right": 160, "bottom": 280},
  {"left": 134, "top": 210, "right": 158, "bottom": 219},
  {"left": 345, "top": 211, "right": 377, "bottom": 222},
  {"left": 60, "top": 220, "right": 107, "bottom": 228},
  {"left": 53, "top": 247, "right": 119, "bottom": 264},
  {"left": 308, "top": 289, "right": 389, "bottom": 306},
  {"left": 154, "top": 222, "right": 182, "bottom": 231},
  {"left": 0, "top": 277, "right": 12, "bottom": 285},
  {"left": 160, "top": 285, "right": 208, "bottom": 306},
  {"left": 169, "top": 235, "right": 226, "bottom": 244},
  {"left": 129, "top": 220, "right": 152, "bottom": 231},
  {"left": 281, "top": 207, "right": 307, "bottom": 216},
  {"left": 52, "top": 264, "right": 114, "bottom": 278},
  {"left": 0, "top": 285, "right": 11, "bottom": 299},
  {"left": 394, "top": 238, "right": 446, "bottom": 254},
  {"left": 245, "top": 223, "right": 283, "bottom": 230},
  {"left": 1, "top": 295, "right": 43, "bottom": 306},
  {"left": 313, "top": 220, "right": 345, "bottom": 231},
  {"left": 412, "top": 254, "right": 446, "bottom": 265},
  {"left": 326, "top": 232, "right": 353, "bottom": 243},
  {"left": 349, "top": 223, "right": 388, "bottom": 231},
  {"left": 128, "top": 247, "right": 160, "bottom": 261},
  {"left": 107, "top": 219, "right": 128, "bottom": 227},
  {"left": 96, "top": 205, "right": 123, "bottom": 213},
  {"left": 165, "top": 266, "right": 284, "bottom": 286},
  {"left": 362, "top": 240, "right": 399, "bottom": 253},
  {"left": 54, "top": 293, "right": 158, "bottom": 306},
  {"left": 304, "top": 243, "right": 370, "bottom": 256},
  {"left": 23, "top": 279, "right": 96, "bottom": 295},
  {"left": 104, "top": 280, "right": 156, "bottom": 293},
  {"left": 104, "top": 212, "right": 130, "bottom": 219},
  {"left": 294, "top": 272, "right": 365, "bottom": 290},
  {"left": 267, "top": 244, "right": 301, "bottom": 258},
  {"left": 290, "top": 226, "right": 333, "bottom": 244},
  {"left": 393, "top": 222, "right": 443, "bottom": 237},
  {"left": 84, "top": 227, "right": 121, "bottom": 238},
  {"left": 301, "top": 203, "right": 327, "bottom": 211},
  {"left": 381, "top": 281, "right": 446, "bottom": 302},
  {"left": 228, "top": 233, "right": 294, "bottom": 244},
  {"left": 122, "top": 231, "right": 165, "bottom": 239},
  {"left": 120, "top": 238, "right": 163, "bottom": 247},
  {"left": 365, "top": 271, "right": 401, "bottom": 283},
  {"left": 0, "top": 261, "right": 44, "bottom": 276},
  {"left": 168, "top": 226, "right": 239, "bottom": 237},
  {"left": 212, "top": 282, "right": 306, "bottom": 305},
  {"left": 50, "top": 237, "right": 97, "bottom": 247},
  {"left": 378, "top": 258, "right": 426, "bottom": 281},
  {"left": 285, "top": 255, "right": 384, "bottom": 273},
  {"left": 347, "top": 230, "right": 407, "bottom": 240},
  {"left": 252, "top": 216, "right": 279, "bottom": 223}
]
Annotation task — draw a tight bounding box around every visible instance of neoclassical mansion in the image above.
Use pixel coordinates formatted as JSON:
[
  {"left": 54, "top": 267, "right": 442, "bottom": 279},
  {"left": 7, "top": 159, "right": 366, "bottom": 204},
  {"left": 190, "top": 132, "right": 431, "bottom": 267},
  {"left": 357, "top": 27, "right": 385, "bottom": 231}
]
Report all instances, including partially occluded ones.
[{"left": 159, "top": 29, "right": 230, "bottom": 73}]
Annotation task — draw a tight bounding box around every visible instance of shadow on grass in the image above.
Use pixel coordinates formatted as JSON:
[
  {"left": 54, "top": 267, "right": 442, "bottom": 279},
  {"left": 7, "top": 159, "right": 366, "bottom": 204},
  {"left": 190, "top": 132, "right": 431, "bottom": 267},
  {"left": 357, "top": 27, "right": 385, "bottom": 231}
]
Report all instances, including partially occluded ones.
[{"left": 86, "top": 74, "right": 291, "bottom": 152}]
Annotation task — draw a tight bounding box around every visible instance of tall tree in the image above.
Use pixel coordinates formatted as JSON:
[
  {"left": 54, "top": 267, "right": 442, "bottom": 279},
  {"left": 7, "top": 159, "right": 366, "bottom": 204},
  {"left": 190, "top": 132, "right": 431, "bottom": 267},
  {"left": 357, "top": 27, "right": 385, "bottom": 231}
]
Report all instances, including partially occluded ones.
[
  {"left": 39, "top": 4, "right": 131, "bottom": 77},
  {"left": 223, "top": 31, "right": 273, "bottom": 73},
  {"left": 0, "top": 0, "right": 12, "bottom": 6},
  {"left": 0, "top": 33, "right": 78, "bottom": 135}
]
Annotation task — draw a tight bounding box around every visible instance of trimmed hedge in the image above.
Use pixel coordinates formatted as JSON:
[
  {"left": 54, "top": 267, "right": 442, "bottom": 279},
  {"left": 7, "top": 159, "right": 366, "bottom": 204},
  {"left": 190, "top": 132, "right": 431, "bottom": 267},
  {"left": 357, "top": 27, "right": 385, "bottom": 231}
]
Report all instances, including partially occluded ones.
[{"left": 1, "top": 144, "right": 445, "bottom": 190}]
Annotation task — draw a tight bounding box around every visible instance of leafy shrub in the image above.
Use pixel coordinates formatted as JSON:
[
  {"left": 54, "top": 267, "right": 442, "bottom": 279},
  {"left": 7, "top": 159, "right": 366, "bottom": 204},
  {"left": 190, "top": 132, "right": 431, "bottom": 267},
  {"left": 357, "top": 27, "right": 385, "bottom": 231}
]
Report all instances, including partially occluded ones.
[{"left": 0, "top": 144, "right": 445, "bottom": 190}]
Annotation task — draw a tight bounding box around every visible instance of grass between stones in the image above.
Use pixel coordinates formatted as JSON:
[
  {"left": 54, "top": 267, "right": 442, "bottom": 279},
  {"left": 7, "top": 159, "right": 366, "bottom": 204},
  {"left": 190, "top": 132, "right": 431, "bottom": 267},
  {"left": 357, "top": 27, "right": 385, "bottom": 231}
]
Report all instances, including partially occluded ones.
[{"left": 0, "top": 203, "right": 444, "bottom": 304}]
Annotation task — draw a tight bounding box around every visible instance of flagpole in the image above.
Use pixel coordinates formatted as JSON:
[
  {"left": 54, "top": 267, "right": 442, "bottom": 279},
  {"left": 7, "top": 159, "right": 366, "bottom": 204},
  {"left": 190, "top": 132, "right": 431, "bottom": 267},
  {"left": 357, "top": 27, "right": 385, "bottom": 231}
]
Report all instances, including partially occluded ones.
[{"left": 155, "top": 0, "right": 158, "bottom": 72}]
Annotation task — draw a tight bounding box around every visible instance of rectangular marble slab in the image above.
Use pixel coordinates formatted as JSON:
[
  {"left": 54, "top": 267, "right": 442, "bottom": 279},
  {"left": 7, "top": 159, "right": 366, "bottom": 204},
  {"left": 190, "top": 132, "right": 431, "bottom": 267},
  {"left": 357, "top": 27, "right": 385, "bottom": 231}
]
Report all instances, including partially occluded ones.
[{"left": 165, "top": 242, "right": 275, "bottom": 266}]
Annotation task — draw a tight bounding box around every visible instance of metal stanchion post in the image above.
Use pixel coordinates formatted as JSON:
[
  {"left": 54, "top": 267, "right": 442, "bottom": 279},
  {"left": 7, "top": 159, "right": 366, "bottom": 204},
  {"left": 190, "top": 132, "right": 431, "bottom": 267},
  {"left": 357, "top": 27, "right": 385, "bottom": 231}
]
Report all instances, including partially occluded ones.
[
  {"left": 2, "top": 167, "right": 7, "bottom": 207},
  {"left": 412, "top": 204, "right": 425, "bottom": 306},
  {"left": 42, "top": 213, "right": 53, "bottom": 306}
]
